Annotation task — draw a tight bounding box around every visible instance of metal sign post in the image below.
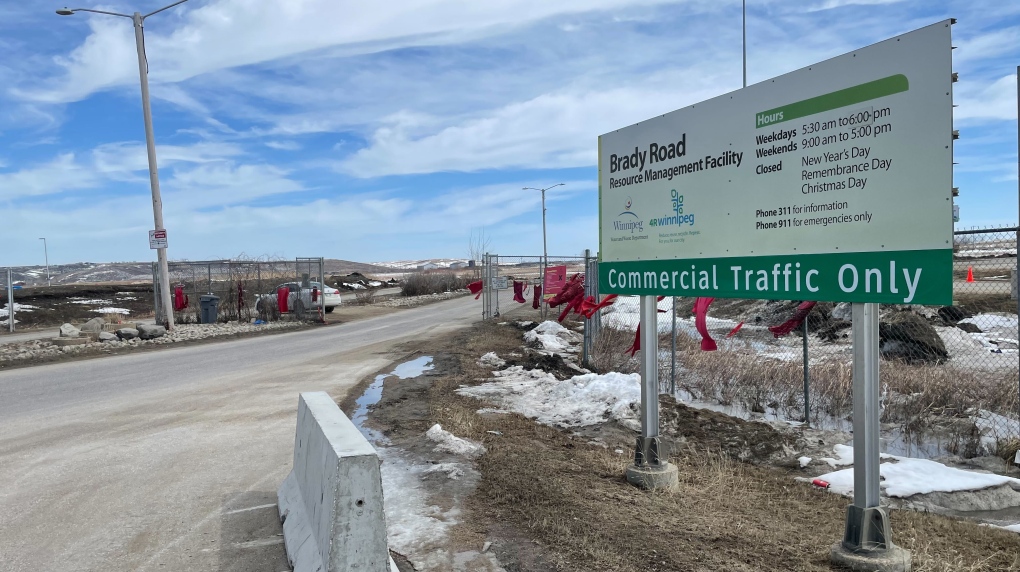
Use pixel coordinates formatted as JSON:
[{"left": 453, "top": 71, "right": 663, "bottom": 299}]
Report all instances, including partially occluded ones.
[
  {"left": 625, "top": 296, "right": 678, "bottom": 490},
  {"left": 831, "top": 303, "right": 911, "bottom": 570},
  {"left": 5, "top": 268, "right": 13, "bottom": 333}
]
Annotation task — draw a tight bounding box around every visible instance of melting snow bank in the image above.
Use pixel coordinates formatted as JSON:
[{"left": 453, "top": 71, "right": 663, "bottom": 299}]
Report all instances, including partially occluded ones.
[
  {"left": 809, "top": 444, "right": 1020, "bottom": 498},
  {"left": 351, "top": 357, "right": 487, "bottom": 571},
  {"left": 457, "top": 366, "right": 641, "bottom": 429},
  {"left": 524, "top": 320, "right": 582, "bottom": 353},
  {"left": 379, "top": 448, "right": 460, "bottom": 569},
  {"left": 426, "top": 424, "right": 486, "bottom": 459},
  {"left": 802, "top": 445, "right": 1020, "bottom": 529}
]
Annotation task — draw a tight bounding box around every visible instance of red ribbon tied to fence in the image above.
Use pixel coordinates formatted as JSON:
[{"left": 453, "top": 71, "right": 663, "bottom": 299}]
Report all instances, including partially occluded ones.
[
  {"left": 694, "top": 297, "right": 717, "bottom": 351},
  {"left": 467, "top": 280, "right": 484, "bottom": 300},
  {"left": 625, "top": 296, "right": 668, "bottom": 356},
  {"left": 768, "top": 301, "right": 817, "bottom": 338}
]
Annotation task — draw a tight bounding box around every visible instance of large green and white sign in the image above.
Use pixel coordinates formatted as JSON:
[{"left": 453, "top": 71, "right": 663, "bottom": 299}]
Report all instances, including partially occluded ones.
[{"left": 598, "top": 21, "right": 953, "bottom": 305}]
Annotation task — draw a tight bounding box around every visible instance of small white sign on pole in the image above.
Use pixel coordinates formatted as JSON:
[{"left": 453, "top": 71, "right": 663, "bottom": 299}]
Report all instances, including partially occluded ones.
[{"left": 149, "top": 229, "right": 168, "bottom": 250}]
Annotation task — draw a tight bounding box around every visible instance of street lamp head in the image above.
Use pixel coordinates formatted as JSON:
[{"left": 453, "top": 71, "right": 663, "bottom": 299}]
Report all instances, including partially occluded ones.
[{"left": 56, "top": 8, "right": 75, "bottom": 15}]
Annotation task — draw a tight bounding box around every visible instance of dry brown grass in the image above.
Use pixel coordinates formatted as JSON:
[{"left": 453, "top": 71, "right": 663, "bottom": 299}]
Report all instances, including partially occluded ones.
[
  {"left": 588, "top": 324, "right": 1018, "bottom": 455},
  {"left": 434, "top": 324, "right": 1019, "bottom": 571},
  {"left": 381, "top": 320, "right": 1020, "bottom": 572}
]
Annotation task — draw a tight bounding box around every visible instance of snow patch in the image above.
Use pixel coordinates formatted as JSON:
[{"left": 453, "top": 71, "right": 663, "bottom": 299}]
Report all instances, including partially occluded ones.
[
  {"left": 814, "top": 445, "right": 1020, "bottom": 498},
  {"left": 0, "top": 303, "right": 38, "bottom": 318},
  {"left": 524, "top": 320, "right": 581, "bottom": 352},
  {"left": 379, "top": 449, "right": 458, "bottom": 568},
  {"left": 457, "top": 367, "right": 642, "bottom": 428},
  {"left": 69, "top": 298, "right": 112, "bottom": 305},
  {"left": 799, "top": 456, "right": 812, "bottom": 468},
  {"left": 421, "top": 463, "right": 465, "bottom": 480},
  {"left": 477, "top": 352, "right": 506, "bottom": 369},
  {"left": 425, "top": 424, "right": 486, "bottom": 459},
  {"left": 93, "top": 307, "right": 131, "bottom": 315},
  {"left": 960, "top": 314, "right": 1019, "bottom": 332},
  {"left": 819, "top": 444, "right": 860, "bottom": 468}
]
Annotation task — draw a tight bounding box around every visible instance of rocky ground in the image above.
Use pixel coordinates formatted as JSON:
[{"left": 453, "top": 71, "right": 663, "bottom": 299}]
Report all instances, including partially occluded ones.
[
  {"left": 343, "top": 314, "right": 1020, "bottom": 572},
  {"left": 0, "top": 320, "right": 307, "bottom": 369}
]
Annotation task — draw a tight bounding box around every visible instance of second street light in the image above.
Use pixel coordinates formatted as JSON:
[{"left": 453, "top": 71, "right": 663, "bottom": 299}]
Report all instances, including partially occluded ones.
[
  {"left": 57, "top": 0, "right": 189, "bottom": 330},
  {"left": 523, "top": 183, "right": 564, "bottom": 319},
  {"left": 38, "top": 238, "right": 50, "bottom": 287}
]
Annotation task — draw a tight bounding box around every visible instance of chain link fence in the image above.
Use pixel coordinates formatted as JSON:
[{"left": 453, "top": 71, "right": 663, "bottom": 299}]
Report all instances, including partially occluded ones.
[
  {"left": 155, "top": 257, "right": 325, "bottom": 324},
  {"left": 480, "top": 253, "right": 589, "bottom": 319},
  {"left": 584, "top": 228, "right": 1020, "bottom": 462}
]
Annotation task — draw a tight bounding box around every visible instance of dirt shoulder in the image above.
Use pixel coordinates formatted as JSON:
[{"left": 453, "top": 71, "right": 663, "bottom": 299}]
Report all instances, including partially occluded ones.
[{"left": 349, "top": 318, "right": 1020, "bottom": 572}]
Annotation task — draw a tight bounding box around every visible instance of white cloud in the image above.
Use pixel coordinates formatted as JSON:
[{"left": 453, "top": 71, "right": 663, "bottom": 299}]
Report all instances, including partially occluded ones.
[
  {"left": 0, "top": 153, "right": 99, "bottom": 200},
  {"left": 0, "top": 141, "right": 246, "bottom": 201},
  {"left": 264, "top": 140, "right": 301, "bottom": 151},
  {"left": 808, "top": 0, "right": 905, "bottom": 11},
  {"left": 954, "top": 74, "right": 1018, "bottom": 123},
  {"left": 165, "top": 163, "right": 305, "bottom": 207},
  {"left": 337, "top": 81, "right": 727, "bottom": 177},
  {"left": 19, "top": 0, "right": 689, "bottom": 104}
]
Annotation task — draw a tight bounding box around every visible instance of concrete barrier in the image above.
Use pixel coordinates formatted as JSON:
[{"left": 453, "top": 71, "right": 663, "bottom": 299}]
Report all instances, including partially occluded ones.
[{"left": 278, "top": 391, "right": 397, "bottom": 572}]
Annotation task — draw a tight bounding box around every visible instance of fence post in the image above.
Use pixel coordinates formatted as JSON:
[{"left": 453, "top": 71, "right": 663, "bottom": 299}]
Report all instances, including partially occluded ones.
[
  {"left": 6, "top": 268, "right": 13, "bottom": 333},
  {"left": 803, "top": 316, "right": 810, "bottom": 425},
  {"left": 489, "top": 253, "right": 497, "bottom": 316},
  {"left": 152, "top": 262, "right": 162, "bottom": 325},
  {"left": 482, "top": 253, "right": 489, "bottom": 320},
  {"left": 671, "top": 296, "right": 677, "bottom": 396}
]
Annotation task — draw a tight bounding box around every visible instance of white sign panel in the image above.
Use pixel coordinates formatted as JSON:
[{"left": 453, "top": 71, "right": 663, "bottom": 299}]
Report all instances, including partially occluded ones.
[
  {"left": 149, "top": 229, "right": 168, "bottom": 250},
  {"left": 598, "top": 20, "right": 953, "bottom": 305},
  {"left": 491, "top": 276, "right": 509, "bottom": 290}
]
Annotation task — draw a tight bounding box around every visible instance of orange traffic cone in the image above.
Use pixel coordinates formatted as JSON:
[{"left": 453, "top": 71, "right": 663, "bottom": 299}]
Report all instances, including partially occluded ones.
[{"left": 966, "top": 267, "right": 974, "bottom": 282}]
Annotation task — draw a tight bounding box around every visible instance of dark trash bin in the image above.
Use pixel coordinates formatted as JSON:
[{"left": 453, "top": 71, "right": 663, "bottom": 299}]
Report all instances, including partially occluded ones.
[{"left": 200, "top": 294, "right": 220, "bottom": 324}]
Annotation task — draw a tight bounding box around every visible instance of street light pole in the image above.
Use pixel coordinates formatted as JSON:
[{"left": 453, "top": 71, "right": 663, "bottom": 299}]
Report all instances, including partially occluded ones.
[
  {"left": 524, "top": 184, "right": 564, "bottom": 320},
  {"left": 57, "top": 1, "right": 189, "bottom": 330},
  {"left": 38, "top": 238, "right": 50, "bottom": 287}
]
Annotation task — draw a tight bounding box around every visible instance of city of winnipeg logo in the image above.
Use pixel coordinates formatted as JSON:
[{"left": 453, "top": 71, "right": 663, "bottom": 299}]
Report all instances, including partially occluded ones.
[
  {"left": 613, "top": 196, "right": 644, "bottom": 234},
  {"left": 649, "top": 189, "right": 696, "bottom": 227}
]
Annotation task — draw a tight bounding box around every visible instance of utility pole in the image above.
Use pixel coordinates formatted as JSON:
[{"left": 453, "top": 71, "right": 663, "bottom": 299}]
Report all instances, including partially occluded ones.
[
  {"left": 524, "top": 184, "right": 564, "bottom": 320},
  {"left": 57, "top": 0, "right": 189, "bottom": 330},
  {"left": 38, "top": 238, "right": 50, "bottom": 286}
]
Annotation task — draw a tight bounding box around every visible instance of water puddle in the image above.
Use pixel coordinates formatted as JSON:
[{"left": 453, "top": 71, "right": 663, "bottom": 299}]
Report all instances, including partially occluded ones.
[{"left": 352, "top": 356, "right": 434, "bottom": 444}]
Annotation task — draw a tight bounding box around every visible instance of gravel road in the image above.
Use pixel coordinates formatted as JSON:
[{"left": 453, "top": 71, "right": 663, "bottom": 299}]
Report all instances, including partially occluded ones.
[{"left": 0, "top": 295, "right": 480, "bottom": 572}]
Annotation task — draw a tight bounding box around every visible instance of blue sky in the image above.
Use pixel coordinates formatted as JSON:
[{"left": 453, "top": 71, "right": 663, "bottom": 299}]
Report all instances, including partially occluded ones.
[{"left": 1, "top": 0, "right": 1017, "bottom": 266}]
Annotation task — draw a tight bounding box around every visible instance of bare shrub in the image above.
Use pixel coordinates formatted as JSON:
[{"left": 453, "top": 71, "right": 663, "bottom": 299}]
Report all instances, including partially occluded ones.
[
  {"left": 593, "top": 324, "right": 1018, "bottom": 449},
  {"left": 401, "top": 272, "right": 470, "bottom": 297},
  {"left": 354, "top": 289, "right": 376, "bottom": 305}
]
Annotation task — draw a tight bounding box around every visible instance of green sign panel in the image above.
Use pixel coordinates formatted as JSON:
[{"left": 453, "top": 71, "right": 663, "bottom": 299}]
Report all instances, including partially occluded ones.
[{"left": 598, "top": 21, "right": 954, "bottom": 306}]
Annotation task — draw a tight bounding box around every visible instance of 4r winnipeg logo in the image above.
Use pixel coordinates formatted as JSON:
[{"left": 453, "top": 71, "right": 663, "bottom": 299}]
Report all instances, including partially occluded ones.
[{"left": 649, "top": 189, "right": 696, "bottom": 227}]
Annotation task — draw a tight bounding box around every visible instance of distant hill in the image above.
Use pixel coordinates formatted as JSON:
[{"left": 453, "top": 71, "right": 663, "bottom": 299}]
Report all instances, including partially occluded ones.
[
  {"left": 373, "top": 258, "right": 471, "bottom": 270},
  {"left": 3, "top": 259, "right": 402, "bottom": 286}
]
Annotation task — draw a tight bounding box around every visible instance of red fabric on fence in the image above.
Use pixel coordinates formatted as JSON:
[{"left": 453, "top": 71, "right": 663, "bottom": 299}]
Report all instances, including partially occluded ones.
[
  {"left": 512, "top": 280, "right": 527, "bottom": 304},
  {"left": 277, "top": 287, "right": 290, "bottom": 313},
  {"left": 623, "top": 296, "right": 669, "bottom": 356},
  {"left": 547, "top": 274, "right": 584, "bottom": 308},
  {"left": 693, "top": 297, "right": 717, "bottom": 351},
  {"left": 726, "top": 321, "right": 744, "bottom": 338},
  {"left": 468, "top": 280, "right": 483, "bottom": 300},
  {"left": 532, "top": 285, "right": 542, "bottom": 309},
  {"left": 768, "top": 301, "right": 817, "bottom": 338},
  {"left": 626, "top": 324, "right": 641, "bottom": 356},
  {"left": 580, "top": 294, "right": 618, "bottom": 318},
  {"left": 237, "top": 282, "right": 245, "bottom": 310},
  {"left": 173, "top": 285, "right": 188, "bottom": 311}
]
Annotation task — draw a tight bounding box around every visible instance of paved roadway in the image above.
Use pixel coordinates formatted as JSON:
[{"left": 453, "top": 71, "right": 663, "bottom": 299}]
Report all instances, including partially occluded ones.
[{"left": 0, "top": 296, "right": 481, "bottom": 572}]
